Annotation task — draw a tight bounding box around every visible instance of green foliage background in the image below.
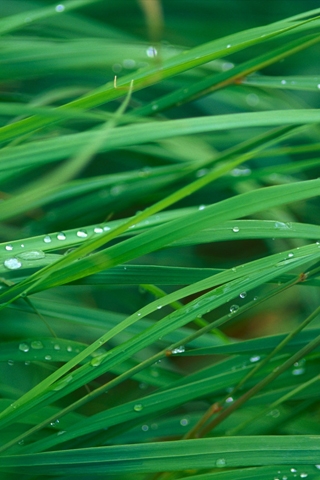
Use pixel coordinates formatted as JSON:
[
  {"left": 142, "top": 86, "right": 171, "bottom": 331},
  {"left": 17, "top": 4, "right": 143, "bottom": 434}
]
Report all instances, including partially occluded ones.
[{"left": 0, "top": 1, "right": 320, "bottom": 479}]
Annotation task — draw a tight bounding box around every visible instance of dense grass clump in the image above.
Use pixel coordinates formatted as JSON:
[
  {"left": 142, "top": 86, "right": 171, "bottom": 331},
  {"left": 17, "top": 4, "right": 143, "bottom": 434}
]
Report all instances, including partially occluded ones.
[{"left": 0, "top": 1, "right": 319, "bottom": 479}]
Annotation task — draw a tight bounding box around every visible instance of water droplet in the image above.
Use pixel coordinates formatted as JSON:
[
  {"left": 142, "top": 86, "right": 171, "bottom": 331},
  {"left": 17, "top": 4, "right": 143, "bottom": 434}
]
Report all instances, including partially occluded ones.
[
  {"left": 246, "top": 93, "right": 259, "bottom": 106},
  {"left": 250, "top": 355, "right": 260, "bottom": 363},
  {"left": 18, "top": 250, "right": 45, "bottom": 260},
  {"left": 151, "top": 104, "right": 158, "bottom": 111},
  {"left": 4, "top": 258, "right": 22, "bottom": 270},
  {"left": 157, "top": 305, "right": 162, "bottom": 309},
  {"left": 291, "top": 469, "right": 297, "bottom": 473},
  {"left": 55, "top": 4, "right": 65, "bottom": 12},
  {"left": 146, "top": 46, "right": 157, "bottom": 58},
  {"left": 180, "top": 418, "right": 189, "bottom": 426},
  {"left": 292, "top": 367, "right": 305, "bottom": 376},
  {"left": 111, "top": 185, "right": 125, "bottom": 196},
  {"left": 292, "top": 359, "right": 306, "bottom": 376},
  {"left": 267, "top": 409, "right": 280, "bottom": 418},
  {"left": 5, "top": 245, "right": 13, "bottom": 251},
  {"left": 172, "top": 345, "right": 185, "bottom": 354},
  {"left": 53, "top": 344, "right": 61, "bottom": 350},
  {"left": 317, "top": 84, "right": 320, "bottom": 89},
  {"left": 31, "top": 340, "right": 44, "bottom": 349},
  {"left": 8, "top": 359, "right": 14, "bottom": 366},
  {"left": 196, "top": 168, "right": 209, "bottom": 177},
  {"left": 57, "top": 430, "right": 66, "bottom": 436},
  {"left": 66, "top": 346, "right": 72, "bottom": 352},
  {"left": 231, "top": 166, "right": 251, "bottom": 176},
  {"left": 57, "top": 232, "right": 66, "bottom": 240},
  {"left": 94, "top": 227, "right": 103, "bottom": 234},
  {"left": 232, "top": 226, "right": 240, "bottom": 233},
  {"left": 133, "top": 404, "right": 143, "bottom": 412},
  {"left": 274, "top": 221, "right": 292, "bottom": 230},
  {"left": 103, "top": 226, "right": 111, "bottom": 231},
  {"left": 225, "top": 396, "right": 233, "bottom": 403},
  {"left": 141, "top": 424, "right": 149, "bottom": 431},
  {"left": 198, "top": 205, "right": 206, "bottom": 210},
  {"left": 229, "top": 304, "right": 239, "bottom": 314},
  {"left": 76, "top": 230, "right": 87, "bottom": 238},
  {"left": 112, "top": 63, "right": 122, "bottom": 73},
  {"left": 91, "top": 356, "right": 102, "bottom": 367},
  {"left": 222, "top": 61, "right": 234, "bottom": 70},
  {"left": 43, "top": 235, "right": 52, "bottom": 243},
  {"left": 315, "top": 465, "right": 320, "bottom": 470},
  {"left": 50, "top": 419, "right": 60, "bottom": 426},
  {"left": 226, "top": 44, "right": 231, "bottom": 48},
  {"left": 45, "top": 355, "right": 52, "bottom": 360},
  {"left": 287, "top": 252, "right": 294, "bottom": 258},
  {"left": 282, "top": 476, "right": 288, "bottom": 480},
  {"left": 281, "top": 79, "right": 287, "bottom": 85},
  {"left": 300, "top": 474, "right": 308, "bottom": 478},
  {"left": 239, "top": 291, "right": 247, "bottom": 299},
  {"left": 53, "top": 375, "right": 73, "bottom": 391},
  {"left": 123, "top": 59, "right": 136, "bottom": 69},
  {"left": 216, "top": 458, "right": 226, "bottom": 468},
  {"left": 19, "top": 343, "right": 29, "bottom": 352}
]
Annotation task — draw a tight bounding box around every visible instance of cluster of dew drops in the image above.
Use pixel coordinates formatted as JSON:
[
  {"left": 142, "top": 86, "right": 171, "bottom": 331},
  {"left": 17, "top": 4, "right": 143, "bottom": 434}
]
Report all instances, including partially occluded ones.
[
  {"left": 2, "top": 226, "right": 110, "bottom": 271},
  {"left": 273, "top": 467, "right": 320, "bottom": 479}
]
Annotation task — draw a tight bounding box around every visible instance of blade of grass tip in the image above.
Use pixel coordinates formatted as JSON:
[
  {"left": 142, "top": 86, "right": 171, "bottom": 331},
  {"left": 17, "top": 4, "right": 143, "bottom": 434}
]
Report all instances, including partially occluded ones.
[
  {"left": 140, "top": 284, "right": 212, "bottom": 330},
  {"left": 227, "top": 373, "right": 320, "bottom": 436},
  {"left": 140, "top": 284, "right": 184, "bottom": 312},
  {"left": 0, "top": 124, "right": 300, "bottom": 306},
  {"left": 143, "top": 283, "right": 228, "bottom": 334},
  {"left": 1, "top": 264, "right": 307, "bottom": 454},
  {"left": 197, "top": 305, "right": 320, "bottom": 437}
]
